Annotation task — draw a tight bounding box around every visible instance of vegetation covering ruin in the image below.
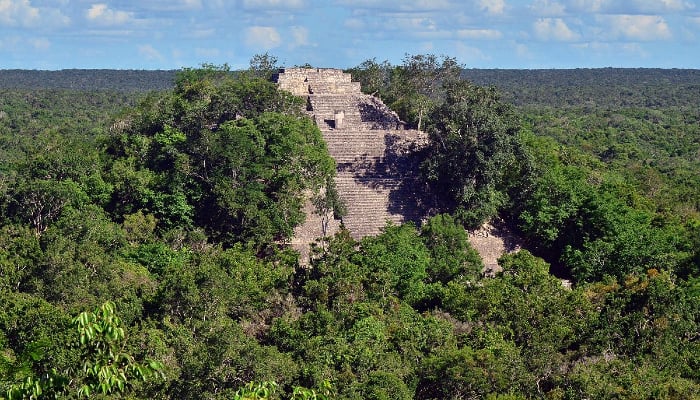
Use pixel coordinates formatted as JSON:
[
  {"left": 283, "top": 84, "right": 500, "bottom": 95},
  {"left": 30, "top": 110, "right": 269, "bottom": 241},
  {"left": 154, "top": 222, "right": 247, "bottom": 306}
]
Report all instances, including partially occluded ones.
[{"left": 0, "top": 57, "right": 698, "bottom": 399}]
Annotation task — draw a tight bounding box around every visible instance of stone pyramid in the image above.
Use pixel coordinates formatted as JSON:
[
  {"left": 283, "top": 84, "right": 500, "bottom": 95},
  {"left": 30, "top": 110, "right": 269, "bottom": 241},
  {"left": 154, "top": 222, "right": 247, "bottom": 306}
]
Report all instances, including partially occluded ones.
[{"left": 276, "top": 68, "right": 430, "bottom": 256}]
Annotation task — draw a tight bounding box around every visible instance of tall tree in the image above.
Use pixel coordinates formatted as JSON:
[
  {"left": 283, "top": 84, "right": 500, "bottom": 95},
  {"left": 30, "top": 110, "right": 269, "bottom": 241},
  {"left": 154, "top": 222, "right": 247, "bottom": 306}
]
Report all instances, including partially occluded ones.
[
  {"left": 421, "top": 79, "right": 528, "bottom": 227},
  {"left": 389, "top": 54, "right": 462, "bottom": 130}
]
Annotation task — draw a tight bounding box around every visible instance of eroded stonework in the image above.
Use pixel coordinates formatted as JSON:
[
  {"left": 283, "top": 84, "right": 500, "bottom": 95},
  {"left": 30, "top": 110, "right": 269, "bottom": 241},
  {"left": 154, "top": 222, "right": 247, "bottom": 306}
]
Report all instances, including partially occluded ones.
[
  {"left": 278, "top": 68, "right": 522, "bottom": 272},
  {"left": 277, "top": 68, "right": 429, "bottom": 257}
]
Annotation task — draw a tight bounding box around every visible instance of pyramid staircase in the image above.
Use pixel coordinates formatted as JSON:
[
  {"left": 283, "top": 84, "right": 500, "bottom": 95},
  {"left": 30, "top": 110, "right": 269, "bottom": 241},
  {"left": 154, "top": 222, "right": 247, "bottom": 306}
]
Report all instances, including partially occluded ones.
[{"left": 276, "top": 68, "right": 429, "bottom": 253}]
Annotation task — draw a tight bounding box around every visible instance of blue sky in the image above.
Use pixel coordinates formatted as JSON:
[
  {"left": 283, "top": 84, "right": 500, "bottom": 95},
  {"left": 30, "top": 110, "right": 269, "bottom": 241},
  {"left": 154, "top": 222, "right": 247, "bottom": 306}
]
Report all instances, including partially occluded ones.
[{"left": 1, "top": 0, "right": 699, "bottom": 70}]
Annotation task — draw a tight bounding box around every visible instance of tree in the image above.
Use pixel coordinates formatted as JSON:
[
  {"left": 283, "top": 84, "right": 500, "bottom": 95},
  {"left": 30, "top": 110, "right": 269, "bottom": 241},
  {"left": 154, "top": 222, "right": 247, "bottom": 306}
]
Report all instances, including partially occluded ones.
[
  {"left": 346, "top": 58, "right": 392, "bottom": 99},
  {"left": 10, "top": 179, "right": 87, "bottom": 236},
  {"left": 420, "top": 214, "right": 482, "bottom": 284},
  {"left": 106, "top": 67, "right": 336, "bottom": 248},
  {"left": 4, "top": 301, "right": 163, "bottom": 399},
  {"left": 388, "top": 54, "right": 462, "bottom": 131},
  {"left": 248, "top": 53, "right": 280, "bottom": 80},
  {"left": 421, "top": 80, "right": 527, "bottom": 227},
  {"left": 358, "top": 223, "right": 430, "bottom": 306}
]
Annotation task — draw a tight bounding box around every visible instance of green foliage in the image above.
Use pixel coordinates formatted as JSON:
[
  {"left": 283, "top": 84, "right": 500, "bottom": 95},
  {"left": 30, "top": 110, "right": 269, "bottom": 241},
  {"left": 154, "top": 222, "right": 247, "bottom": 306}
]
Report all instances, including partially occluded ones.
[
  {"left": 421, "top": 214, "right": 482, "bottom": 284},
  {"left": 345, "top": 58, "right": 391, "bottom": 99},
  {"left": 516, "top": 131, "right": 692, "bottom": 281},
  {"left": 71, "top": 301, "right": 164, "bottom": 397},
  {"left": 358, "top": 223, "right": 430, "bottom": 306},
  {"left": 106, "top": 69, "right": 335, "bottom": 248},
  {"left": 1, "top": 64, "right": 699, "bottom": 400},
  {"left": 3, "top": 301, "right": 162, "bottom": 399},
  {"left": 421, "top": 80, "right": 528, "bottom": 227},
  {"left": 231, "top": 380, "right": 333, "bottom": 400},
  {"left": 248, "top": 53, "right": 281, "bottom": 81},
  {"left": 390, "top": 54, "right": 461, "bottom": 130}
]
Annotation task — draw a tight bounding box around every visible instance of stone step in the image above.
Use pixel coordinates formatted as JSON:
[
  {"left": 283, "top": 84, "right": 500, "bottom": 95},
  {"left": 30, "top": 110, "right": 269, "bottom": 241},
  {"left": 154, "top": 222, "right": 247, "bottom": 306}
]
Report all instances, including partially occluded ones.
[{"left": 276, "top": 67, "right": 427, "bottom": 250}]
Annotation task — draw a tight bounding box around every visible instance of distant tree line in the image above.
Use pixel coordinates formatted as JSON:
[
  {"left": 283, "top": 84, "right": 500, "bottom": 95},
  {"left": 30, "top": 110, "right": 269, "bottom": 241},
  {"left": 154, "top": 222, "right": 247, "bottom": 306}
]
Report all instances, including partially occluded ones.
[{"left": 0, "top": 70, "right": 176, "bottom": 92}]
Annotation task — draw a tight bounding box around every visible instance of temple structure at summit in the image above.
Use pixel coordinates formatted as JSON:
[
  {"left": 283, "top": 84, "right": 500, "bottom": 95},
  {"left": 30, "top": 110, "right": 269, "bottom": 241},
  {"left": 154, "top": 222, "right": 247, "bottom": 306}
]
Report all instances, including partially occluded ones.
[
  {"left": 276, "top": 68, "right": 429, "bottom": 252},
  {"left": 277, "top": 67, "right": 520, "bottom": 273}
]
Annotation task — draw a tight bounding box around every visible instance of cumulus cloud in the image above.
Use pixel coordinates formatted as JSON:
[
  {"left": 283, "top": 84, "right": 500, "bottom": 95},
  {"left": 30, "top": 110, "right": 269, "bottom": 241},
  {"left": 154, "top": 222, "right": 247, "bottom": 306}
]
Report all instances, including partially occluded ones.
[
  {"left": 29, "top": 37, "right": 50, "bottom": 49},
  {"left": 245, "top": 26, "right": 281, "bottom": 49},
  {"left": 631, "top": 0, "right": 694, "bottom": 13},
  {"left": 393, "top": 16, "right": 437, "bottom": 31},
  {"left": 0, "top": 0, "right": 40, "bottom": 27},
  {"left": 336, "top": 0, "right": 451, "bottom": 12},
  {"left": 181, "top": 0, "right": 202, "bottom": 8},
  {"left": 601, "top": 15, "right": 672, "bottom": 41},
  {"left": 534, "top": 18, "right": 580, "bottom": 41},
  {"left": 242, "top": 0, "right": 307, "bottom": 9},
  {"left": 478, "top": 0, "right": 505, "bottom": 15},
  {"left": 568, "top": 0, "right": 609, "bottom": 13},
  {"left": 568, "top": 0, "right": 693, "bottom": 14},
  {"left": 620, "top": 42, "right": 649, "bottom": 57},
  {"left": 86, "top": 3, "right": 133, "bottom": 25},
  {"left": 0, "top": 1, "right": 69, "bottom": 29},
  {"left": 456, "top": 29, "right": 502, "bottom": 40},
  {"left": 529, "top": 0, "right": 566, "bottom": 16}
]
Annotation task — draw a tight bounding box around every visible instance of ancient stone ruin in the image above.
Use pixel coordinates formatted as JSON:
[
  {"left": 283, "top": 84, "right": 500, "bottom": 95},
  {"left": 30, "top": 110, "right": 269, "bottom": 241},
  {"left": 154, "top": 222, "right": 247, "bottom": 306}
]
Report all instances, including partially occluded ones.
[
  {"left": 277, "top": 67, "right": 521, "bottom": 272},
  {"left": 276, "top": 68, "right": 429, "bottom": 255}
]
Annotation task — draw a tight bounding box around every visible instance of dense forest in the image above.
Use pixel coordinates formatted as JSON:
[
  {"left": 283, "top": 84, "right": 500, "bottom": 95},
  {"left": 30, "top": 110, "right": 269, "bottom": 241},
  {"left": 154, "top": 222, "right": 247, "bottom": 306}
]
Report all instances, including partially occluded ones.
[
  {"left": 0, "top": 70, "right": 175, "bottom": 92},
  {"left": 1, "top": 58, "right": 698, "bottom": 399}
]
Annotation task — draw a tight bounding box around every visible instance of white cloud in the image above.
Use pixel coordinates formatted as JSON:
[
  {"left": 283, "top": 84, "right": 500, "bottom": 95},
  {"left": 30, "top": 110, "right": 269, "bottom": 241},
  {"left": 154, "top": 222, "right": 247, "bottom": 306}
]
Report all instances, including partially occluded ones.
[
  {"left": 478, "top": 0, "right": 505, "bottom": 15},
  {"left": 0, "top": 0, "right": 39, "bottom": 26},
  {"left": 534, "top": 18, "right": 580, "bottom": 41},
  {"left": 393, "top": 16, "right": 437, "bottom": 31},
  {"left": 456, "top": 29, "right": 502, "bottom": 40},
  {"left": 290, "top": 26, "right": 309, "bottom": 47},
  {"left": 572, "top": 41, "right": 608, "bottom": 50},
  {"left": 242, "top": 0, "right": 307, "bottom": 9},
  {"left": 180, "top": 0, "right": 202, "bottom": 8},
  {"left": 43, "top": 8, "right": 70, "bottom": 27},
  {"left": 660, "top": 0, "right": 694, "bottom": 10},
  {"left": 245, "top": 26, "right": 281, "bottom": 49},
  {"left": 568, "top": 0, "right": 693, "bottom": 14},
  {"left": 395, "top": 0, "right": 451, "bottom": 11},
  {"left": 138, "top": 44, "right": 163, "bottom": 61},
  {"left": 632, "top": 0, "right": 694, "bottom": 12},
  {"left": 574, "top": 41, "right": 650, "bottom": 59},
  {"left": 530, "top": 0, "right": 566, "bottom": 16},
  {"left": 0, "top": 35, "right": 48, "bottom": 51},
  {"left": 29, "top": 37, "right": 49, "bottom": 49},
  {"left": 0, "top": 1, "right": 69, "bottom": 29},
  {"left": 337, "top": 0, "right": 451, "bottom": 12},
  {"left": 601, "top": 15, "right": 672, "bottom": 41},
  {"left": 568, "top": 0, "right": 609, "bottom": 13},
  {"left": 514, "top": 42, "right": 532, "bottom": 58},
  {"left": 86, "top": 3, "right": 133, "bottom": 25},
  {"left": 620, "top": 42, "right": 649, "bottom": 57}
]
